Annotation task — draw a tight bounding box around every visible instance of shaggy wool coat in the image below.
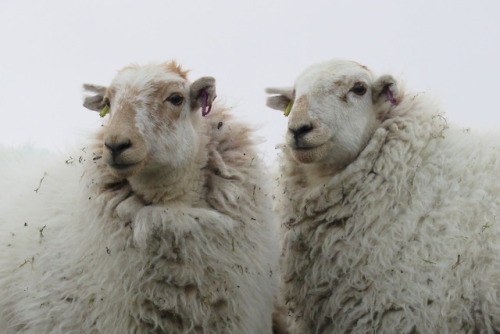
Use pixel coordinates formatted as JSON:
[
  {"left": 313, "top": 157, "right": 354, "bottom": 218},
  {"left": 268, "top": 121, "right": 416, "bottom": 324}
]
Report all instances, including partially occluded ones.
[
  {"left": 0, "top": 107, "right": 279, "bottom": 334},
  {"left": 277, "top": 93, "right": 500, "bottom": 333}
]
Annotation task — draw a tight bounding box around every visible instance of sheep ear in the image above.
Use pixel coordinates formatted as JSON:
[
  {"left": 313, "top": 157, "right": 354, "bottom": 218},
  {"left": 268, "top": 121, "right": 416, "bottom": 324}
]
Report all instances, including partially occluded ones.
[
  {"left": 372, "top": 75, "right": 399, "bottom": 106},
  {"left": 83, "top": 84, "right": 107, "bottom": 111},
  {"left": 190, "top": 76, "right": 216, "bottom": 116},
  {"left": 265, "top": 87, "right": 293, "bottom": 111},
  {"left": 372, "top": 75, "right": 399, "bottom": 120}
]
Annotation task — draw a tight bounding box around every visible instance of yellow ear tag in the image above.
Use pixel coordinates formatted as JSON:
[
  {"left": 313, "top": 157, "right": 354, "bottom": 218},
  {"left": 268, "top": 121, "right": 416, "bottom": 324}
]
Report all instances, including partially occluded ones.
[
  {"left": 284, "top": 101, "right": 293, "bottom": 117},
  {"left": 99, "top": 105, "right": 110, "bottom": 118}
]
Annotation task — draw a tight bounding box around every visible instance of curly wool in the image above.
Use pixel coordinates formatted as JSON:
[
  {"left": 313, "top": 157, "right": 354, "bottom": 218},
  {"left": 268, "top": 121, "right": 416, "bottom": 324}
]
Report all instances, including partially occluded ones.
[
  {"left": 277, "top": 92, "right": 500, "bottom": 333},
  {"left": 0, "top": 106, "right": 279, "bottom": 334}
]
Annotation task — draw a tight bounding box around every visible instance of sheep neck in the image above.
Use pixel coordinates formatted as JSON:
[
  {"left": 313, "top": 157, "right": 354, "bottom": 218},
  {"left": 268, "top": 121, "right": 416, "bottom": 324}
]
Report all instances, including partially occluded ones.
[
  {"left": 301, "top": 161, "right": 344, "bottom": 188},
  {"left": 286, "top": 147, "right": 351, "bottom": 187}
]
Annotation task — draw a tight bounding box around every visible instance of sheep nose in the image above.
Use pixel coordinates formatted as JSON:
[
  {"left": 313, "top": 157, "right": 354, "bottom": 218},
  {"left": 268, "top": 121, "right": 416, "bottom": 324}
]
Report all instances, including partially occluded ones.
[
  {"left": 105, "top": 140, "right": 132, "bottom": 156},
  {"left": 289, "top": 123, "right": 313, "bottom": 139}
]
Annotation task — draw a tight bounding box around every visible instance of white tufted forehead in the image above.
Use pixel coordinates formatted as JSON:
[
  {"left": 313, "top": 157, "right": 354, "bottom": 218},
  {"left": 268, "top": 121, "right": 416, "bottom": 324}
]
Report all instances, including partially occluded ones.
[
  {"left": 109, "top": 62, "right": 189, "bottom": 94},
  {"left": 295, "top": 59, "right": 374, "bottom": 93}
]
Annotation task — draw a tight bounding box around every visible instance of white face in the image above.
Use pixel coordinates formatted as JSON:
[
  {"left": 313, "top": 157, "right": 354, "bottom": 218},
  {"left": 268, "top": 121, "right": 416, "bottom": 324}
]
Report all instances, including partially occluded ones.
[
  {"left": 285, "top": 60, "right": 380, "bottom": 167},
  {"left": 102, "top": 65, "right": 199, "bottom": 178}
]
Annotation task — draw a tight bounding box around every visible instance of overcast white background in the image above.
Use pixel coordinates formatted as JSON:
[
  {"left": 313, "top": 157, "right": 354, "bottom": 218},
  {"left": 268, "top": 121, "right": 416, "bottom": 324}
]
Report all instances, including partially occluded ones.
[{"left": 1, "top": 0, "right": 499, "bottom": 164}]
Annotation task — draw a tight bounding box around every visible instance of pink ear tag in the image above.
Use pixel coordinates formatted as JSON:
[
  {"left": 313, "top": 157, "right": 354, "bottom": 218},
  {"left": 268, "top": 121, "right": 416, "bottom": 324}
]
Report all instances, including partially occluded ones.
[{"left": 201, "top": 90, "right": 212, "bottom": 117}]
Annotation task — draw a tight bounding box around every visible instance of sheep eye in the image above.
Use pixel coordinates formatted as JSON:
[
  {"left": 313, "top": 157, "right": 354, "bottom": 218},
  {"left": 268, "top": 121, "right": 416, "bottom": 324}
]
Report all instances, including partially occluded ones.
[
  {"left": 166, "top": 93, "right": 184, "bottom": 106},
  {"left": 350, "top": 83, "right": 367, "bottom": 96}
]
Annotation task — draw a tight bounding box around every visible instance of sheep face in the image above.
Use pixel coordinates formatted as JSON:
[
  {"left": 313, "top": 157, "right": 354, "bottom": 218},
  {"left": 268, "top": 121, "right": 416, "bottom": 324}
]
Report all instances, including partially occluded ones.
[
  {"left": 267, "top": 59, "right": 398, "bottom": 167},
  {"left": 83, "top": 62, "right": 216, "bottom": 179}
]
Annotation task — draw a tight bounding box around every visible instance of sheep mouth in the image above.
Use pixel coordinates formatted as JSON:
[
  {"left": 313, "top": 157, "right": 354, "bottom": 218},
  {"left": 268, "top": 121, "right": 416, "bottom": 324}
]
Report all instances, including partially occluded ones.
[
  {"left": 290, "top": 142, "right": 329, "bottom": 164},
  {"left": 292, "top": 143, "right": 325, "bottom": 151},
  {"left": 109, "top": 162, "right": 138, "bottom": 171}
]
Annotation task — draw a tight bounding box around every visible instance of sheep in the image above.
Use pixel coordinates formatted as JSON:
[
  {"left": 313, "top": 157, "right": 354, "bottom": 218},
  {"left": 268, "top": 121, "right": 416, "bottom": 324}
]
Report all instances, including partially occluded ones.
[
  {"left": 0, "top": 61, "right": 280, "bottom": 334},
  {"left": 266, "top": 59, "right": 500, "bottom": 333}
]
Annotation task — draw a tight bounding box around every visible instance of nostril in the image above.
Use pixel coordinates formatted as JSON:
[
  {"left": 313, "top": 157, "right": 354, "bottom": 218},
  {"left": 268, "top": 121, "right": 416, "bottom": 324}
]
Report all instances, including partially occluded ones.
[
  {"left": 105, "top": 140, "right": 132, "bottom": 155},
  {"left": 290, "top": 124, "right": 313, "bottom": 139}
]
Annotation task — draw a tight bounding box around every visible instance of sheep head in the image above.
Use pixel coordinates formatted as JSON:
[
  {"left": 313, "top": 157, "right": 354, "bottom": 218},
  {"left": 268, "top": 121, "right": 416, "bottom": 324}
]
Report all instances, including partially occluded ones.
[
  {"left": 83, "top": 61, "right": 216, "bottom": 179},
  {"left": 266, "top": 59, "right": 398, "bottom": 167}
]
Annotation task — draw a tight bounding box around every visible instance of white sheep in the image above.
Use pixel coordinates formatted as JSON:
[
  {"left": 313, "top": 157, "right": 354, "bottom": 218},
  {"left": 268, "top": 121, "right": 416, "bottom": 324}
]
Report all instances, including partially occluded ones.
[
  {"left": 266, "top": 59, "right": 500, "bottom": 333},
  {"left": 0, "top": 61, "right": 280, "bottom": 333}
]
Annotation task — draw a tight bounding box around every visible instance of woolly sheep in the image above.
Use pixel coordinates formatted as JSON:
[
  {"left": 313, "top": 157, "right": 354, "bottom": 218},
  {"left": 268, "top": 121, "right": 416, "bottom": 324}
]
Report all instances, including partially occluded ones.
[
  {"left": 266, "top": 59, "right": 500, "bottom": 333},
  {"left": 0, "top": 61, "right": 280, "bottom": 333}
]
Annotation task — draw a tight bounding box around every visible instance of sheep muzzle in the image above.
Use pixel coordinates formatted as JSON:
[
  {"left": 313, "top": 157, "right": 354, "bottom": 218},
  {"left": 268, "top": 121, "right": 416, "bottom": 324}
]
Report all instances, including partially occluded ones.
[{"left": 103, "top": 124, "right": 148, "bottom": 178}]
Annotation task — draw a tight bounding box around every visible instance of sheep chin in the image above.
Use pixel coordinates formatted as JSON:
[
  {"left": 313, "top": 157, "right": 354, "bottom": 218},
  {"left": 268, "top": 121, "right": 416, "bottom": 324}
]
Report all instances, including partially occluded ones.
[{"left": 291, "top": 144, "right": 328, "bottom": 164}]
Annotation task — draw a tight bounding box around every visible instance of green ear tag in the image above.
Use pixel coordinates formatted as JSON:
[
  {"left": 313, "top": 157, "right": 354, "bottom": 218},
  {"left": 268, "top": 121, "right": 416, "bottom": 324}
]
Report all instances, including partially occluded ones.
[
  {"left": 284, "top": 101, "right": 293, "bottom": 117},
  {"left": 99, "top": 105, "right": 110, "bottom": 118}
]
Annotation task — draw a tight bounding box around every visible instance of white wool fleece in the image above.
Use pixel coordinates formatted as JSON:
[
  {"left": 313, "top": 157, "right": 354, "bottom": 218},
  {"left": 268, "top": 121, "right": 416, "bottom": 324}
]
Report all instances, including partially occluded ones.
[
  {"left": 0, "top": 106, "right": 279, "bottom": 334},
  {"left": 277, "top": 92, "right": 500, "bottom": 333}
]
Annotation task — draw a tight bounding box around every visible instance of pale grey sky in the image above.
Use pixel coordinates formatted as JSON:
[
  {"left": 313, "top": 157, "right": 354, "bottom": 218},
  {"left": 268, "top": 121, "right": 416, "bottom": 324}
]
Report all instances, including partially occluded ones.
[{"left": 1, "top": 0, "right": 499, "bottom": 163}]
